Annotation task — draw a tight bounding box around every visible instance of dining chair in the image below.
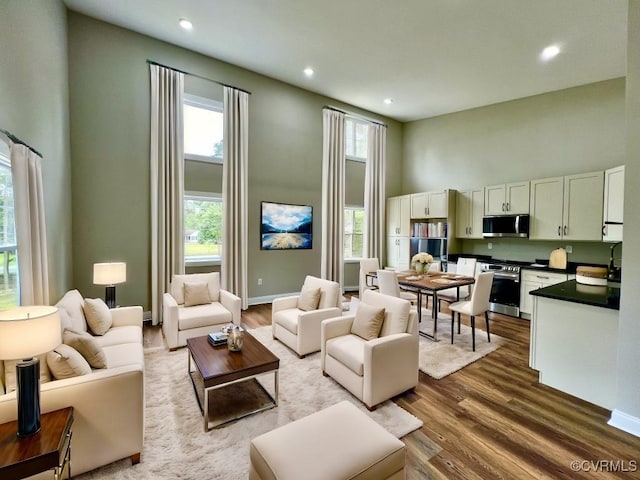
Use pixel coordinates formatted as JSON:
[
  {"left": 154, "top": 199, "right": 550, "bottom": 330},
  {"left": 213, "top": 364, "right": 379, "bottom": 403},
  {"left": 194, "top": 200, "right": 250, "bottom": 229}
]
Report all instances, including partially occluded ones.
[
  {"left": 437, "top": 257, "right": 478, "bottom": 312},
  {"left": 376, "top": 270, "right": 418, "bottom": 304},
  {"left": 448, "top": 271, "right": 494, "bottom": 351},
  {"left": 359, "top": 258, "right": 380, "bottom": 299}
]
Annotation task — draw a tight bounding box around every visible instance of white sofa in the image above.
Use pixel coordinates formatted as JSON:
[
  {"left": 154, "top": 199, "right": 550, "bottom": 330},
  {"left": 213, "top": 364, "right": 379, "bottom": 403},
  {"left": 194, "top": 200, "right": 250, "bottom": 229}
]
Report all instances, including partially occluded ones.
[
  {"left": 0, "top": 289, "right": 144, "bottom": 477},
  {"left": 321, "top": 289, "right": 419, "bottom": 410},
  {"left": 272, "top": 275, "right": 342, "bottom": 358},
  {"left": 162, "top": 272, "right": 242, "bottom": 350}
]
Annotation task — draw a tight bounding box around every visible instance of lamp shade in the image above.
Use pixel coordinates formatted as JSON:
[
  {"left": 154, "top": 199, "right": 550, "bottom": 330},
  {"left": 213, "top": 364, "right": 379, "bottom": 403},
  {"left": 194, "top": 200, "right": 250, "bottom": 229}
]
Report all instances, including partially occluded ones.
[
  {"left": 0, "top": 306, "right": 62, "bottom": 360},
  {"left": 93, "top": 262, "right": 127, "bottom": 285}
]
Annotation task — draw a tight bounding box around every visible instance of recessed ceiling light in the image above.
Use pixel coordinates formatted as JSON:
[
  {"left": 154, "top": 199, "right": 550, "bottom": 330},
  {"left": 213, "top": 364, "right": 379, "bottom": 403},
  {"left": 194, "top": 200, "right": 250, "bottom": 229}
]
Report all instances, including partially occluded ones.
[
  {"left": 384, "top": 98, "right": 394, "bottom": 105},
  {"left": 541, "top": 45, "right": 560, "bottom": 61},
  {"left": 179, "top": 18, "right": 193, "bottom": 30},
  {"left": 303, "top": 67, "right": 314, "bottom": 77}
]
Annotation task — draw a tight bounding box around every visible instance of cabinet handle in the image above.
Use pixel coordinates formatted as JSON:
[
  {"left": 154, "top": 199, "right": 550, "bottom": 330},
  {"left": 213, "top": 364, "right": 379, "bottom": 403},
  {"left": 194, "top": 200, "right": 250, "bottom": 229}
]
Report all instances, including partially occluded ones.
[
  {"left": 536, "top": 275, "right": 549, "bottom": 280},
  {"left": 602, "top": 225, "right": 607, "bottom": 236},
  {"left": 502, "top": 202, "right": 505, "bottom": 212},
  {"left": 506, "top": 202, "right": 510, "bottom": 211},
  {"left": 558, "top": 226, "right": 561, "bottom": 236},
  {"left": 564, "top": 225, "right": 567, "bottom": 236}
]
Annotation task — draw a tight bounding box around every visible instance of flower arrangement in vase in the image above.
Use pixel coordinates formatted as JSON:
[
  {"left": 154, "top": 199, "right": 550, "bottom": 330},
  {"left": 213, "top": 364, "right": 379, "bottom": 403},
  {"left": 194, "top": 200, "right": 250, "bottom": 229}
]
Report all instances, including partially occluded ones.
[{"left": 411, "top": 252, "right": 434, "bottom": 274}]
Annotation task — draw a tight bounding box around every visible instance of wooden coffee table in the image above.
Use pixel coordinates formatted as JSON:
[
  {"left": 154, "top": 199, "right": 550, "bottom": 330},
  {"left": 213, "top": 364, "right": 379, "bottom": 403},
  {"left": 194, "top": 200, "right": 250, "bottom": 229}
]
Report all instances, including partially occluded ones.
[{"left": 187, "top": 332, "right": 280, "bottom": 431}]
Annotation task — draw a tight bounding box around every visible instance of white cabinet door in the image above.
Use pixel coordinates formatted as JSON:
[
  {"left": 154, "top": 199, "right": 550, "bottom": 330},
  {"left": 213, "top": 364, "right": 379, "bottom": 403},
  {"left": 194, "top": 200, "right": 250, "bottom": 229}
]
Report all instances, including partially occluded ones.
[
  {"left": 484, "top": 184, "right": 506, "bottom": 215},
  {"left": 386, "top": 236, "right": 410, "bottom": 270},
  {"left": 505, "top": 181, "right": 530, "bottom": 214},
  {"left": 427, "top": 190, "right": 448, "bottom": 218},
  {"left": 469, "top": 189, "right": 484, "bottom": 238},
  {"left": 410, "top": 192, "right": 428, "bottom": 219},
  {"left": 520, "top": 270, "right": 568, "bottom": 315},
  {"left": 456, "top": 189, "right": 483, "bottom": 238},
  {"left": 387, "top": 195, "right": 410, "bottom": 236},
  {"left": 529, "top": 177, "right": 564, "bottom": 240},
  {"left": 563, "top": 171, "right": 604, "bottom": 241},
  {"left": 603, "top": 165, "right": 624, "bottom": 242}
]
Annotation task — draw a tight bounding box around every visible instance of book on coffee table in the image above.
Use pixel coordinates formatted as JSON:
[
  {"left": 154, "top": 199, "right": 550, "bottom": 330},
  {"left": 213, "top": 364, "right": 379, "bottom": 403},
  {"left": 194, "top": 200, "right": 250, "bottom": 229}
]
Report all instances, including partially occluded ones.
[{"left": 208, "top": 332, "right": 228, "bottom": 346}]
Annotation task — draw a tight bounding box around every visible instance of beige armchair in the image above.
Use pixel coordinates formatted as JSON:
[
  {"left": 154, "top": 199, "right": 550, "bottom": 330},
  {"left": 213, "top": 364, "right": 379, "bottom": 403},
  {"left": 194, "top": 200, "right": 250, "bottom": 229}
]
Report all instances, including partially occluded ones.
[
  {"left": 162, "top": 272, "right": 241, "bottom": 350},
  {"left": 321, "top": 289, "right": 419, "bottom": 410},
  {"left": 272, "top": 275, "right": 342, "bottom": 358}
]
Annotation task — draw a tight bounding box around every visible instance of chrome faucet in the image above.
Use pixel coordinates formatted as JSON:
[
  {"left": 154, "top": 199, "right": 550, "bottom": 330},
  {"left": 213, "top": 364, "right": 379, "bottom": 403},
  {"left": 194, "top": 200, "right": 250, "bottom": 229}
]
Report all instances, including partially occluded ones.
[{"left": 608, "top": 242, "right": 622, "bottom": 280}]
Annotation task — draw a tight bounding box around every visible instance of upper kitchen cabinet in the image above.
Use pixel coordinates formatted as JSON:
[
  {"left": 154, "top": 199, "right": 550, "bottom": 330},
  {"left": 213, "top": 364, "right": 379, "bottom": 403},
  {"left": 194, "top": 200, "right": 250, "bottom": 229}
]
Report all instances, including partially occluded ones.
[
  {"left": 529, "top": 171, "right": 604, "bottom": 241},
  {"left": 387, "top": 195, "right": 411, "bottom": 237},
  {"left": 484, "top": 181, "right": 530, "bottom": 215},
  {"left": 410, "top": 190, "right": 449, "bottom": 218},
  {"left": 455, "top": 189, "right": 484, "bottom": 239},
  {"left": 602, "top": 165, "right": 624, "bottom": 242}
]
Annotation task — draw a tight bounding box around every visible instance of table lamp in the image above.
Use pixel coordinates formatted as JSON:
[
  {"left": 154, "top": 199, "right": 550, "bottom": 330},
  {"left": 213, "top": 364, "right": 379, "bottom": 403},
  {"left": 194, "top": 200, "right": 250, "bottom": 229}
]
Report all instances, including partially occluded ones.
[
  {"left": 0, "top": 306, "right": 61, "bottom": 437},
  {"left": 93, "top": 262, "right": 127, "bottom": 308}
]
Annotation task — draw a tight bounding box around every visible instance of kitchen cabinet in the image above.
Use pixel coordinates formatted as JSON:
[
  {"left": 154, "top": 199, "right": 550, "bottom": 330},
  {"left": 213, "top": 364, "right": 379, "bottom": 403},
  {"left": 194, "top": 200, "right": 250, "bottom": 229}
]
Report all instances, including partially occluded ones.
[
  {"left": 520, "top": 269, "right": 567, "bottom": 317},
  {"left": 529, "top": 171, "right": 604, "bottom": 241},
  {"left": 602, "top": 165, "right": 624, "bottom": 242},
  {"left": 484, "top": 181, "right": 530, "bottom": 215},
  {"left": 455, "top": 189, "right": 484, "bottom": 238},
  {"left": 387, "top": 195, "right": 411, "bottom": 269},
  {"left": 410, "top": 190, "right": 448, "bottom": 219}
]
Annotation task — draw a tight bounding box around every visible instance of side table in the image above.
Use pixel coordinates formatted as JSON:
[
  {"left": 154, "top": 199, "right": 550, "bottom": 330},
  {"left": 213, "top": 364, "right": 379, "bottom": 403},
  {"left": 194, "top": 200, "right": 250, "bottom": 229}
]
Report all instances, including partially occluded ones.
[{"left": 0, "top": 406, "right": 73, "bottom": 480}]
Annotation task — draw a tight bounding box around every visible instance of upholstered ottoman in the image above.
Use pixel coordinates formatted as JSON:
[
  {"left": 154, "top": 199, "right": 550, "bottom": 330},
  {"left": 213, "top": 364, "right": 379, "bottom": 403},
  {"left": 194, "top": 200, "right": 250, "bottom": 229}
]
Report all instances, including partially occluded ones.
[{"left": 249, "top": 401, "right": 406, "bottom": 480}]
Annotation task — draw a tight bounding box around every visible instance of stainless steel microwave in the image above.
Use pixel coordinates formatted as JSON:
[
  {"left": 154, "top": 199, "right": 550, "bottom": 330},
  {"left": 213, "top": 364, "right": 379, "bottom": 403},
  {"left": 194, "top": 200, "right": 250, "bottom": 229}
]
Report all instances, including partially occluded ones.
[{"left": 482, "top": 214, "right": 530, "bottom": 238}]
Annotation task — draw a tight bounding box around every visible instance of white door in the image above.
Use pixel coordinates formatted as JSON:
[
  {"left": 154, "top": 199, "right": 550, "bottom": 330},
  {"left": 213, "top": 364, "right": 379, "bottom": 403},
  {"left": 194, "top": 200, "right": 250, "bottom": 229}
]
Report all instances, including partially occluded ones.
[
  {"left": 529, "top": 177, "right": 564, "bottom": 240},
  {"left": 427, "top": 190, "right": 448, "bottom": 218},
  {"left": 603, "top": 166, "right": 624, "bottom": 242},
  {"left": 484, "top": 184, "right": 506, "bottom": 215},
  {"left": 563, "top": 171, "right": 604, "bottom": 241},
  {"left": 506, "top": 181, "right": 530, "bottom": 214}
]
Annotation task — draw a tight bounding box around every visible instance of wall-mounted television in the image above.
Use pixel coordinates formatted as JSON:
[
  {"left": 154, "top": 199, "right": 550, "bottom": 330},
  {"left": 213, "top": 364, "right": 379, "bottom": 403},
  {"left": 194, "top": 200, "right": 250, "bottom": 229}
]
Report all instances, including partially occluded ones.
[{"left": 260, "top": 201, "right": 313, "bottom": 250}]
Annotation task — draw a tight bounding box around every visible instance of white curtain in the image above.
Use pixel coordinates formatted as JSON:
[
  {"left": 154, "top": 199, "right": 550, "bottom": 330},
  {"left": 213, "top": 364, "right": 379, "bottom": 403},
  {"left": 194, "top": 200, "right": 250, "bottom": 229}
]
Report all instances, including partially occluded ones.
[
  {"left": 150, "top": 65, "right": 185, "bottom": 325},
  {"left": 364, "top": 123, "right": 387, "bottom": 259},
  {"left": 321, "top": 109, "right": 345, "bottom": 286},
  {"left": 10, "top": 143, "right": 49, "bottom": 305},
  {"left": 222, "top": 86, "right": 249, "bottom": 310}
]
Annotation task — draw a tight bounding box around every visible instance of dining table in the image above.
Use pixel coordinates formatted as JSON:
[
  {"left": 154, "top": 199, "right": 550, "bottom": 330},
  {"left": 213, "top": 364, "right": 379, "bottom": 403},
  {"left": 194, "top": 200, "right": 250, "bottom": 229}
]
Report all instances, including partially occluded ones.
[{"left": 367, "top": 270, "right": 476, "bottom": 341}]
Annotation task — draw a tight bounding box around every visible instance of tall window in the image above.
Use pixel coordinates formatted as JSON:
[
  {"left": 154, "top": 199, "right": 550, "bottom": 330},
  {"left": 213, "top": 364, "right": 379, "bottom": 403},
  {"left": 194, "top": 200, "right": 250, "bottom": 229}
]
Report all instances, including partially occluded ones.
[
  {"left": 345, "top": 118, "right": 368, "bottom": 161},
  {"left": 184, "top": 94, "right": 224, "bottom": 163},
  {"left": 184, "top": 192, "right": 223, "bottom": 265},
  {"left": 0, "top": 145, "right": 19, "bottom": 308},
  {"left": 344, "top": 207, "right": 365, "bottom": 259}
]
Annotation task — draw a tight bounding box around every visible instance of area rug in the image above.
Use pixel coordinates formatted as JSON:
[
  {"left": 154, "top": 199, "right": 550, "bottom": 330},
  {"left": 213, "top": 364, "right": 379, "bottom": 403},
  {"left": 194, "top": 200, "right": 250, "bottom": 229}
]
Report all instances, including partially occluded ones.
[
  {"left": 418, "top": 310, "right": 507, "bottom": 379},
  {"left": 76, "top": 326, "right": 422, "bottom": 479}
]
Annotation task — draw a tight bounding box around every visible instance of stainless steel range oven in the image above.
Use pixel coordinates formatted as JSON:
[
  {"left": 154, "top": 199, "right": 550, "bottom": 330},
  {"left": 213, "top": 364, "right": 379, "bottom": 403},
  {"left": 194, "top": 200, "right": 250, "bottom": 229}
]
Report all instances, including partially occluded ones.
[{"left": 479, "top": 262, "right": 521, "bottom": 317}]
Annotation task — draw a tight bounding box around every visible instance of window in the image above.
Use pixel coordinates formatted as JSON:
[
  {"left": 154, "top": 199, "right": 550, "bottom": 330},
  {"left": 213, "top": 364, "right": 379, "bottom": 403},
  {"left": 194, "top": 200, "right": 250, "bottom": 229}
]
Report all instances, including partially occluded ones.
[
  {"left": 0, "top": 145, "right": 19, "bottom": 308},
  {"left": 183, "top": 94, "right": 224, "bottom": 163},
  {"left": 345, "top": 118, "right": 368, "bottom": 161},
  {"left": 344, "top": 207, "right": 364, "bottom": 260},
  {"left": 184, "top": 192, "right": 223, "bottom": 265}
]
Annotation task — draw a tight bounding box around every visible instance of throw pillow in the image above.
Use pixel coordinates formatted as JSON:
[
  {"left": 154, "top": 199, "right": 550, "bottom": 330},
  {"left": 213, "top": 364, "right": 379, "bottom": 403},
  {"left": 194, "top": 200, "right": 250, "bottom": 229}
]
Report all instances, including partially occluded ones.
[
  {"left": 83, "top": 298, "right": 112, "bottom": 335},
  {"left": 63, "top": 329, "right": 107, "bottom": 369},
  {"left": 3, "top": 355, "right": 52, "bottom": 393},
  {"left": 351, "top": 303, "right": 386, "bottom": 341},
  {"left": 47, "top": 344, "right": 92, "bottom": 380},
  {"left": 297, "top": 287, "right": 321, "bottom": 312},
  {"left": 183, "top": 282, "right": 212, "bottom": 307}
]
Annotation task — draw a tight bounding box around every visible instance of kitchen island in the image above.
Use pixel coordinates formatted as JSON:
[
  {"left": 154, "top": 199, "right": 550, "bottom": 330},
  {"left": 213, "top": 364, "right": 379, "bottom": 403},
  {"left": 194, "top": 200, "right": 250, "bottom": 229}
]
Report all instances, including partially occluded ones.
[{"left": 530, "top": 280, "right": 620, "bottom": 409}]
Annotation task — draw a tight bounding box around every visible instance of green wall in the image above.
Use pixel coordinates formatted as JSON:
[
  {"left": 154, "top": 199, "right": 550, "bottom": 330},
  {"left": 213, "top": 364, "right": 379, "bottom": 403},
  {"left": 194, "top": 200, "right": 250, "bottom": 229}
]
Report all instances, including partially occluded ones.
[
  {"left": 0, "top": 0, "right": 72, "bottom": 302},
  {"left": 67, "top": 12, "right": 402, "bottom": 310},
  {"left": 402, "top": 78, "right": 626, "bottom": 266}
]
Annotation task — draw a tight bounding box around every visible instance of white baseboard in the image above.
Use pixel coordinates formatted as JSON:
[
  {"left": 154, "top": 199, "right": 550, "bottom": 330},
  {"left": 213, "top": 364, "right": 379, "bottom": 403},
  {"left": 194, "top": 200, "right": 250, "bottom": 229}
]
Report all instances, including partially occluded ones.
[{"left": 608, "top": 409, "right": 640, "bottom": 437}]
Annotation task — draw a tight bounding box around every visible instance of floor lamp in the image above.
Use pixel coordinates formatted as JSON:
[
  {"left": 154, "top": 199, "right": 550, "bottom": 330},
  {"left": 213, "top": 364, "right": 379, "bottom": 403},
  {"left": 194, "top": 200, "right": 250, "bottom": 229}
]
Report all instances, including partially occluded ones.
[
  {"left": 0, "top": 306, "right": 61, "bottom": 437},
  {"left": 93, "top": 262, "right": 127, "bottom": 308}
]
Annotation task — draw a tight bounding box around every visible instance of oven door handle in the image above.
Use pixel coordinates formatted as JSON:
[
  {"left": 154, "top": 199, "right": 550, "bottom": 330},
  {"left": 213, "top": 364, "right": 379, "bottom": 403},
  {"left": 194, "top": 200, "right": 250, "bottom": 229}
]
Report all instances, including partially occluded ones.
[{"left": 491, "top": 272, "right": 520, "bottom": 281}]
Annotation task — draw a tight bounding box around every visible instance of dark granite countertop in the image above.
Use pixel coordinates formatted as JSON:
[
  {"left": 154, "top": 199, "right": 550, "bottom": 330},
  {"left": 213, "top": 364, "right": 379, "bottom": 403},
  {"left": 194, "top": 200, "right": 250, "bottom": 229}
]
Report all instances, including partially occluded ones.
[{"left": 530, "top": 279, "right": 620, "bottom": 310}]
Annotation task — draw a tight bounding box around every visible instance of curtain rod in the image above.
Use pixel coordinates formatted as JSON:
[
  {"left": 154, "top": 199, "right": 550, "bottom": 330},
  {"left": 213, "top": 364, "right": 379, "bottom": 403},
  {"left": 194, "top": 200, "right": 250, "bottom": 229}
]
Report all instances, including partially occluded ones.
[
  {"left": 0, "top": 128, "right": 42, "bottom": 158},
  {"left": 323, "top": 105, "right": 387, "bottom": 127},
  {"left": 146, "top": 60, "right": 251, "bottom": 95}
]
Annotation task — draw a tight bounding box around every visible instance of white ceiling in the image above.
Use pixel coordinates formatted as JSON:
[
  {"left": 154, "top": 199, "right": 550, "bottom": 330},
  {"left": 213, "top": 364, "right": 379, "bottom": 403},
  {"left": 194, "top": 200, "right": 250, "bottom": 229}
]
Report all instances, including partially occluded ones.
[{"left": 63, "top": 0, "right": 628, "bottom": 122}]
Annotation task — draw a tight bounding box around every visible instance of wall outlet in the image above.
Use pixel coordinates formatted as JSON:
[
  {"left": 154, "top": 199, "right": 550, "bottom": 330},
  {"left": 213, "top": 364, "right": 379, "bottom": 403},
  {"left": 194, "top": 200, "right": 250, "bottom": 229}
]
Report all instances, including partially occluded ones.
[
  {"left": 257, "top": 278, "right": 263, "bottom": 286},
  {"left": 488, "top": 242, "right": 493, "bottom": 250},
  {"left": 565, "top": 245, "right": 573, "bottom": 254}
]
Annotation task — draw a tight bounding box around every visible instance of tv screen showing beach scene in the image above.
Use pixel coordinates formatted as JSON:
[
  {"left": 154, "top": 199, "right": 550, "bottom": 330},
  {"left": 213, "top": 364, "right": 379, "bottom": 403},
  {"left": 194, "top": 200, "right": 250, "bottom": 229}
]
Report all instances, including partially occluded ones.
[{"left": 261, "top": 201, "right": 313, "bottom": 250}]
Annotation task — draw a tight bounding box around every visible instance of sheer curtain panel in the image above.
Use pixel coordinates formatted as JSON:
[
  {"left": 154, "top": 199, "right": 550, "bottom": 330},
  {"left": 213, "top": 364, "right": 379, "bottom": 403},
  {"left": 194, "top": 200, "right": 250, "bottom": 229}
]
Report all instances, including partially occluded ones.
[
  {"left": 150, "top": 65, "right": 185, "bottom": 325},
  {"left": 10, "top": 143, "right": 49, "bottom": 305},
  {"left": 364, "top": 123, "right": 387, "bottom": 260},
  {"left": 222, "top": 86, "right": 249, "bottom": 310},
  {"left": 321, "top": 109, "right": 345, "bottom": 286}
]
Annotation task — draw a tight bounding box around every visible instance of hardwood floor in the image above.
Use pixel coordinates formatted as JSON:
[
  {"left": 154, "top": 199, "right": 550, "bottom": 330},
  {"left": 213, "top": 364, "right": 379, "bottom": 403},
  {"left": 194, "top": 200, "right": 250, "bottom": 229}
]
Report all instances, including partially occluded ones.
[{"left": 237, "top": 301, "right": 640, "bottom": 480}]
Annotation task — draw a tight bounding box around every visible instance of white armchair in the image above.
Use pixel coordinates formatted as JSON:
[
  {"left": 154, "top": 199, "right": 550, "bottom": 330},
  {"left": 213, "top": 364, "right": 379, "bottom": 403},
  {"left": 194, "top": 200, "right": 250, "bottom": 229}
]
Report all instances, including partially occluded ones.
[
  {"left": 272, "top": 275, "right": 342, "bottom": 358},
  {"left": 162, "top": 272, "right": 241, "bottom": 350},
  {"left": 321, "top": 289, "right": 419, "bottom": 410}
]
